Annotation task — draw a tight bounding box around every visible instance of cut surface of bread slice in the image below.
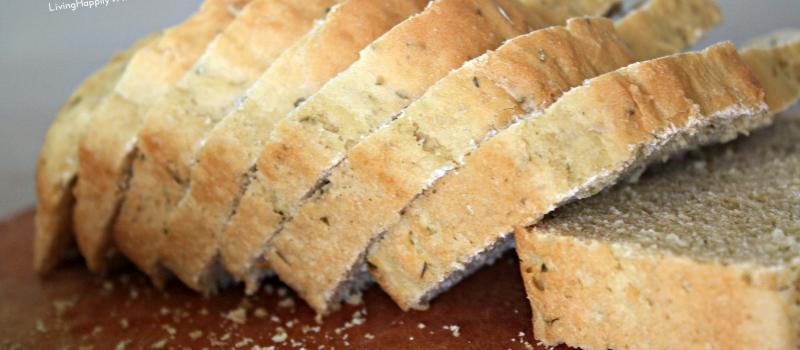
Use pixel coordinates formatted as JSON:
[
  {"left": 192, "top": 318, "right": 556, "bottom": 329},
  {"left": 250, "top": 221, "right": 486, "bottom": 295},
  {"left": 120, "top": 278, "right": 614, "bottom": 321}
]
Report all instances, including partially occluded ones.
[
  {"left": 72, "top": 0, "right": 251, "bottom": 275},
  {"left": 270, "top": 16, "right": 637, "bottom": 315},
  {"left": 517, "top": 113, "right": 800, "bottom": 350},
  {"left": 161, "top": 0, "right": 428, "bottom": 293},
  {"left": 218, "top": 0, "right": 562, "bottom": 308},
  {"left": 112, "top": 0, "right": 337, "bottom": 287},
  {"left": 33, "top": 33, "right": 159, "bottom": 274},
  {"left": 366, "top": 0, "right": 722, "bottom": 311},
  {"left": 516, "top": 30, "right": 800, "bottom": 350},
  {"left": 368, "top": 42, "right": 770, "bottom": 311}
]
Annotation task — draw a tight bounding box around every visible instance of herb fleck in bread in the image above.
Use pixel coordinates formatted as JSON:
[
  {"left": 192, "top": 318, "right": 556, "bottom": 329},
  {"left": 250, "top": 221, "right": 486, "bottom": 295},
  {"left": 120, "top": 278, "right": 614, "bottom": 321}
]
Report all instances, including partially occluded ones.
[
  {"left": 516, "top": 30, "right": 800, "bottom": 350},
  {"left": 72, "top": 0, "right": 250, "bottom": 275},
  {"left": 219, "top": 0, "right": 561, "bottom": 306},
  {"left": 369, "top": 42, "right": 769, "bottom": 311},
  {"left": 367, "top": 0, "right": 722, "bottom": 311},
  {"left": 112, "top": 0, "right": 337, "bottom": 286},
  {"left": 270, "top": 15, "right": 637, "bottom": 316},
  {"left": 161, "top": 0, "right": 428, "bottom": 293},
  {"left": 34, "top": 33, "right": 159, "bottom": 274}
]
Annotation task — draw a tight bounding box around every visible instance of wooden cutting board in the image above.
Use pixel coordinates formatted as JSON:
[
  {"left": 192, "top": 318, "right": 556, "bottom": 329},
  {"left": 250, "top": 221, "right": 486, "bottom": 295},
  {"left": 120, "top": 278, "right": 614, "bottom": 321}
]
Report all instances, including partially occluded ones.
[{"left": 0, "top": 209, "right": 575, "bottom": 349}]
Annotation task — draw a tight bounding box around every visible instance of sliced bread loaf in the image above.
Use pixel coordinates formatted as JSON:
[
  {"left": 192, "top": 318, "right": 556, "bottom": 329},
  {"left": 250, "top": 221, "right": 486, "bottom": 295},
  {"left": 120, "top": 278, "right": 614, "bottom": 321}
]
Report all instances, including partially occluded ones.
[
  {"left": 516, "top": 31, "right": 800, "bottom": 350},
  {"left": 111, "top": 0, "right": 337, "bottom": 286},
  {"left": 368, "top": 42, "right": 770, "bottom": 311},
  {"left": 218, "top": 0, "right": 563, "bottom": 302},
  {"left": 34, "top": 33, "right": 160, "bottom": 274},
  {"left": 72, "top": 0, "right": 251, "bottom": 274},
  {"left": 276, "top": 0, "right": 721, "bottom": 314},
  {"left": 161, "top": 0, "right": 428, "bottom": 293}
]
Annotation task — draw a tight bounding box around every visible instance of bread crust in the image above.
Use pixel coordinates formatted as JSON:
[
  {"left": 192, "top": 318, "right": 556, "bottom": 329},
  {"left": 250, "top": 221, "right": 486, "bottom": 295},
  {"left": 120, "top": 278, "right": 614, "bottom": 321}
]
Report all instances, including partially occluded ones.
[
  {"left": 161, "top": 0, "right": 428, "bottom": 293},
  {"left": 368, "top": 43, "right": 767, "bottom": 310},
  {"left": 271, "top": 17, "right": 635, "bottom": 316},
  {"left": 218, "top": 0, "right": 549, "bottom": 314},
  {"left": 111, "top": 0, "right": 333, "bottom": 286},
  {"left": 516, "top": 229, "right": 800, "bottom": 350},
  {"left": 33, "top": 33, "right": 159, "bottom": 274},
  {"left": 72, "top": 0, "right": 249, "bottom": 275}
]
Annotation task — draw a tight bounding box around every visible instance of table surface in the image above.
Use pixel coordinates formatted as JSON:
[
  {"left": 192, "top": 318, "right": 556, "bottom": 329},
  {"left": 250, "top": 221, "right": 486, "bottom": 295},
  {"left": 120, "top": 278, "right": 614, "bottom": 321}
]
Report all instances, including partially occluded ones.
[{"left": 0, "top": 209, "right": 573, "bottom": 349}]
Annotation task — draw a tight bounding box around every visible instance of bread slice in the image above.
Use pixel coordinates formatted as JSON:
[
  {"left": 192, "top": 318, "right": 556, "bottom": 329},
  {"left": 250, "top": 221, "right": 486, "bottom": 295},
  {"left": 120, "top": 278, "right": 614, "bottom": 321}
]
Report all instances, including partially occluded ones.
[
  {"left": 364, "top": 0, "right": 721, "bottom": 311},
  {"left": 516, "top": 31, "right": 800, "bottom": 350},
  {"left": 160, "top": 0, "right": 428, "bottom": 293},
  {"left": 217, "top": 0, "right": 554, "bottom": 298},
  {"left": 270, "top": 15, "right": 637, "bottom": 316},
  {"left": 72, "top": 0, "right": 251, "bottom": 274},
  {"left": 220, "top": 0, "right": 614, "bottom": 313},
  {"left": 111, "top": 0, "right": 337, "bottom": 286},
  {"left": 33, "top": 33, "right": 160, "bottom": 274},
  {"left": 369, "top": 42, "right": 770, "bottom": 311}
]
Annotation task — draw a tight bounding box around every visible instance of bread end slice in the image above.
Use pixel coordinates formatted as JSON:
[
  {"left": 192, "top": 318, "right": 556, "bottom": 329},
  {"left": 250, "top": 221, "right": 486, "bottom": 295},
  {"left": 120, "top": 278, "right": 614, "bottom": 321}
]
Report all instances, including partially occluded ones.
[
  {"left": 33, "top": 33, "right": 159, "bottom": 274},
  {"left": 517, "top": 226, "right": 800, "bottom": 350},
  {"left": 517, "top": 113, "right": 800, "bottom": 350}
]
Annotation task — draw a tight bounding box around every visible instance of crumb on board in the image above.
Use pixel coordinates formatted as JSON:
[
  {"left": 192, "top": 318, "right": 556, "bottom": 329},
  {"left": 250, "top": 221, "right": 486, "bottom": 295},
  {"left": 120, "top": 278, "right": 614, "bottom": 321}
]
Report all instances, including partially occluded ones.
[
  {"left": 443, "top": 324, "right": 461, "bottom": 337},
  {"left": 189, "top": 330, "right": 203, "bottom": 340},
  {"left": 161, "top": 324, "right": 176, "bottom": 337},
  {"left": 277, "top": 297, "right": 295, "bottom": 308},
  {"left": 271, "top": 327, "right": 288, "bottom": 343},
  {"left": 254, "top": 307, "right": 268, "bottom": 318},
  {"left": 344, "top": 291, "right": 363, "bottom": 306},
  {"left": 234, "top": 337, "right": 254, "bottom": 348},
  {"left": 226, "top": 307, "right": 248, "bottom": 325},
  {"left": 35, "top": 319, "right": 47, "bottom": 333},
  {"left": 53, "top": 297, "right": 78, "bottom": 316},
  {"left": 150, "top": 338, "right": 168, "bottom": 349},
  {"left": 417, "top": 322, "right": 426, "bottom": 329},
  {"left": 119, "top": 318, "right": 129, "bottom": 329},
  {"left": 114, "top": 340, "right": 129, "bottom": 350}
]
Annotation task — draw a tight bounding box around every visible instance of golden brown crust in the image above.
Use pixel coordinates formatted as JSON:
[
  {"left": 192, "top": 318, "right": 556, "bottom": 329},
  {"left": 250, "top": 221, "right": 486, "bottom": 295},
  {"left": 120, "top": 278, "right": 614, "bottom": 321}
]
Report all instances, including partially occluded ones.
[
  {"left": 271, "top": 17, "right": 634, "bottom": 315},
  {"left": 33, "top": 33, "right": 159, "bottom": 274},
  {"left": 112, "top": 0, "right": 332, "bottom": 286},
  {"left": 515, "top": 228, "right": 800, "bottom": 350},
  {"left": 72, "top": 0, "right": 248, "bottom": 275},
  {"left": 368, "top": 43, "right": 767, "bottom": 311},
  {"left": 160, "top": 0, "right": 428, "bottom": 292}
]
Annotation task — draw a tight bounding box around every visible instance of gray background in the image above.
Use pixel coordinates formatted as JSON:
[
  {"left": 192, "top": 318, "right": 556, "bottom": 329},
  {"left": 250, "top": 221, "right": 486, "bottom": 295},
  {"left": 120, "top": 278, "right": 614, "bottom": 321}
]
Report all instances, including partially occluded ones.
[{"left": 0, "top": 0, "right": 797, "bottom": 217}]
